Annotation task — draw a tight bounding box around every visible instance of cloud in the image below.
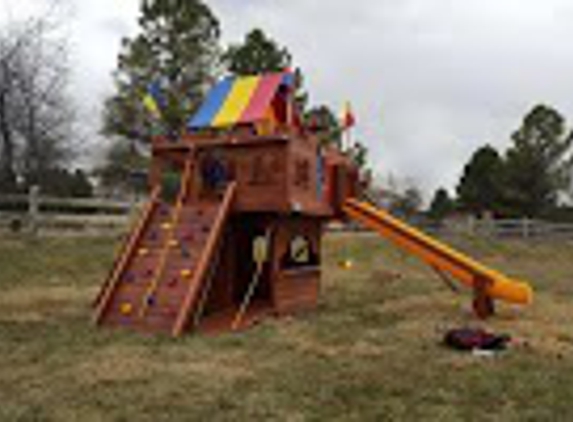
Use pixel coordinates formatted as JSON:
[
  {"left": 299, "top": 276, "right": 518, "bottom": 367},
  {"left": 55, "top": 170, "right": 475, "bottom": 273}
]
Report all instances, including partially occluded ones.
[
  {"left": 6, "top": 0, "right": 573, "bottom": 195},
  {"left": 66, "top": 0, "right": 139, "bottom": 164},
  {"left": 210, "top": 0, "right": 573, "bottom": 197}
]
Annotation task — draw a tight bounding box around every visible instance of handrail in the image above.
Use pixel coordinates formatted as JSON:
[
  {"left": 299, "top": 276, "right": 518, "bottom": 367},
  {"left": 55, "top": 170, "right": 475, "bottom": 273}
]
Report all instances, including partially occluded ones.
[
  {"left": 139, "top": 159, "right": 194, "bottom": 317},
  {"left": 172, "top": 182, "right": 237, "bottom": 337},
  {"left": 93, "top": 186, "right": 161, "bottom": 324}
]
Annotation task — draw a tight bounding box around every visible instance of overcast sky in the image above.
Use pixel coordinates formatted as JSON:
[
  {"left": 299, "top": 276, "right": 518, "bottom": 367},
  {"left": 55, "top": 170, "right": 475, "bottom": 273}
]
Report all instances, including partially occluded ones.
[{"left": 4, "top": 0, "right": 573, "bottom": 197}]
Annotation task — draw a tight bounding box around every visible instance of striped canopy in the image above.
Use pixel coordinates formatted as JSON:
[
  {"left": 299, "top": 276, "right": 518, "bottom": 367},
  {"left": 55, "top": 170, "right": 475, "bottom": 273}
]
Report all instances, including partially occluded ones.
[{"left": 187, "top": 71, "right": 294, "bottom": 130}]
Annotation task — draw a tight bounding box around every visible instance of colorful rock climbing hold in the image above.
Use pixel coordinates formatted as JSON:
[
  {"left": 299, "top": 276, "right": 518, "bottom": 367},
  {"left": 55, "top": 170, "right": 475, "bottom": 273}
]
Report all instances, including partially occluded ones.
[
  {"left": 161, "top": 222, "right": 172, "bottom": 230},
  {"left": 120, "top": 302, "right": 133, "bottom": 315},
  {"left": 180, "top": 269, "right": 193, "bottom": 278},
  {"left": 138, "top": 247, "right": 149, "bottom": 256},
  {"left": 146, "top": 295, "right": 155, "bottom": 306},
  {"left": 169, "top": 239, "right": 178, "bottom": 247}
]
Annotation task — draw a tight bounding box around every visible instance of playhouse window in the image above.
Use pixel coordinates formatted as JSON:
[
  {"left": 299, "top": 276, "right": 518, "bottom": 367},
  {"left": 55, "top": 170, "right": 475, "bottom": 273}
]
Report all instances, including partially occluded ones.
[
  {"left": 281, "top": 235, "right": 319, "bottom": 269},
  {"left": 200, "top": 151, "right": 228, "bottom": 190}
]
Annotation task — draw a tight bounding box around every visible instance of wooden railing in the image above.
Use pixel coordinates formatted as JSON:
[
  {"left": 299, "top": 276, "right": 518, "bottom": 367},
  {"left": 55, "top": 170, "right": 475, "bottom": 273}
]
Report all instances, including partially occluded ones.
[{"left": 93, "top": 186, "right": 160, "bottom": 324}]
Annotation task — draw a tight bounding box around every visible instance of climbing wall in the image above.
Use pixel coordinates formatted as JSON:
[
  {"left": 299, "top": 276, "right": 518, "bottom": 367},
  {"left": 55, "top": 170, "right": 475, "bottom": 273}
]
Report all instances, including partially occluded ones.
[{"left": 96, "top": 200, "right": 225, "bottom": 335}]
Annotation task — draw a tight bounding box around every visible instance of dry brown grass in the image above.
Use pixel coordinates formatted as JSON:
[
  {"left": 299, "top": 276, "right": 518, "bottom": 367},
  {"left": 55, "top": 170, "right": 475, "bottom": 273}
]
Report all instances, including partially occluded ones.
[{"left": 0, "top": 234, "right": 572, "bottom": 420}]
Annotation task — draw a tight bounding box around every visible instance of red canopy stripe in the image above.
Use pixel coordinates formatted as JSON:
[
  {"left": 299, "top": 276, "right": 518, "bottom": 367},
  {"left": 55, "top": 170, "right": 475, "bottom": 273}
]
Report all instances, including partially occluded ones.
[{"left": 239, "top": 73, "right": 285, "bottom": 124}]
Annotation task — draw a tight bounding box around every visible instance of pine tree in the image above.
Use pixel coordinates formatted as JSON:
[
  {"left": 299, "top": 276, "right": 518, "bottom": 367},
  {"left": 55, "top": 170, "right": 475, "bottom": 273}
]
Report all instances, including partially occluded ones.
[
  {"left": 222, "top": 28, "right": 291, "bottom": 76},
  {"left": 428, "top": 188, "right": 455, "bottom": 220},
  {"left": 102, "top": 0, "right": 220, "bottom": 142},
  {"left": 457, "top": 145, "right": 505, "bottom": 215},
  {"left": 503, "top": 104, "right": 573, "bottom": 216}
]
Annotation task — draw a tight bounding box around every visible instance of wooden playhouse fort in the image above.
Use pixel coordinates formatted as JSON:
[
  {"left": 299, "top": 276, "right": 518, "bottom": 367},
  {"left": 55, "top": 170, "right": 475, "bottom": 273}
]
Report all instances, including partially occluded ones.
[{"left": 93, "top": 71, "right": 533, "bottom": 337}]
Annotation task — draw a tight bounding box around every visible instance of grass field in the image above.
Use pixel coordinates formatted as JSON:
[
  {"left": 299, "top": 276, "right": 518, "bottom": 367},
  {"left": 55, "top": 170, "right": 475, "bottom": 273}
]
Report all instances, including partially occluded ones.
[{"left": 0, "top": 232, "right": 572, "bottom": 421}]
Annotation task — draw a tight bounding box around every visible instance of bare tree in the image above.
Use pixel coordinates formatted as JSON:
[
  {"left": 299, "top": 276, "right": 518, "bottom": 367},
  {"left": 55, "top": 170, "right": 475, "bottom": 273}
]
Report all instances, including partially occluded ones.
[
  {"left": 370, "top": 172, "right": 424, "bottom": 217},
  {"left": 0, "top": 1, "right": 74, "bottom": 193}
]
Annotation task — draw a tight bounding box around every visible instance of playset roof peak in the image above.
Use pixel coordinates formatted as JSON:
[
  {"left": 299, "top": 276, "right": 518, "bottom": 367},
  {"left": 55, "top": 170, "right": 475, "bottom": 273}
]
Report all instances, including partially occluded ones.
[{"left": 187, "top": 71, "right": 295, "bottom": 131}]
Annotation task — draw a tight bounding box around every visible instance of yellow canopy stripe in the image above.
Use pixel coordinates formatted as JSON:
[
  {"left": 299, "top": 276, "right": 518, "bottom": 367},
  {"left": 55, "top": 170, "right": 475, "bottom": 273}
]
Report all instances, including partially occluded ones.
[{"left": 212, "top": 76, "right": 260, "bottom": 127}]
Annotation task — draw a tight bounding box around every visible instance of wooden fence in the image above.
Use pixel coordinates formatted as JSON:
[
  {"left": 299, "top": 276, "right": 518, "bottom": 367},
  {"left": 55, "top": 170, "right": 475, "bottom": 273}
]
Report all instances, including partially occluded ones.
[
  {"left": 421, "top": 217, "right": 573, "bottom": 239},
  {"left": 330, "top": 216, "right": 573, "bottom": 240},
  {"left": 0, "top": 192, "right": 135, "bottom": 236},
  {"left": 2, "top": 191, "right": 573, "bottom": 240}
]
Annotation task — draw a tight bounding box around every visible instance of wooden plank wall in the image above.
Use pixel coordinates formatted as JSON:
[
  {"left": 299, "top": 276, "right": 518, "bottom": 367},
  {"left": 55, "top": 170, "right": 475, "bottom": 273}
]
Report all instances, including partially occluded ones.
[
  {"left": 271, "top": 217, "right": 322, "bottom": 314},
  {"left": 194, "top": 142, "right": 290, "bottom": 212}
]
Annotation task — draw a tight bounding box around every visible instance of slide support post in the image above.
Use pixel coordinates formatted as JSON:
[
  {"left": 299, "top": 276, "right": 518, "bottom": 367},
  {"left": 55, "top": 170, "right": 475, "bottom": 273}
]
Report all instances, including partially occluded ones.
[{"left": 472, "top": 276, "right": 495, "bottom": 318}]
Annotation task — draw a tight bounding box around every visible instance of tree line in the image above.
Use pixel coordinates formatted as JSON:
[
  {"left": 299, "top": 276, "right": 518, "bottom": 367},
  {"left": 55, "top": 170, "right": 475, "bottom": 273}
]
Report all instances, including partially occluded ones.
[
  {"left": 4, "top": 0, "right": 570, "bottom": 215},
  {"left": 429, "top": 104, "right": 573, "bottom": 220}
]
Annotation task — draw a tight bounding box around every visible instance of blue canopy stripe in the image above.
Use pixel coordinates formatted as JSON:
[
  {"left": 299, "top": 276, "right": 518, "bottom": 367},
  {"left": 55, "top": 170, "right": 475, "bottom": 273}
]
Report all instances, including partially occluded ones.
[
  {"left": 187, "top": 77, "right": 235, "bottom": 129},
  {"left": 281, "top": 71, "right": 295, "bottom": 87}
]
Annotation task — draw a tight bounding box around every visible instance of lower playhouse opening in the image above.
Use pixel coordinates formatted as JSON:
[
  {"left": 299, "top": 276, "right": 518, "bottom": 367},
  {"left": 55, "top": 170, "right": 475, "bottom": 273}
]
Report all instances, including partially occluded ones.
[{"left": 196, "top": 213, "right": 322, "bottom": 334}]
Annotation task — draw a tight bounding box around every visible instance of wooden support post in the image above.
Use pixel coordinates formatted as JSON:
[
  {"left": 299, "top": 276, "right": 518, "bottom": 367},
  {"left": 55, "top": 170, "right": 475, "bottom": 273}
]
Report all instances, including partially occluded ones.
[
  {"left": 521, "top": 218, "right": 530, "bottom": 238},
  {"left": 472, "top": 276, "right": 495, "bottom": 319},
  {"left": 28, "top": 185, "right": 39, "bottom": 236}
]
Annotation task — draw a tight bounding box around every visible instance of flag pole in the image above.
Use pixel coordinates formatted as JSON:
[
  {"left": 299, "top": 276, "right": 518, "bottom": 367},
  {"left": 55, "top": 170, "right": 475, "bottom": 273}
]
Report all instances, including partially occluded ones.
[{"left": 341, "top": 101, "right": 355, "bottom": 153}]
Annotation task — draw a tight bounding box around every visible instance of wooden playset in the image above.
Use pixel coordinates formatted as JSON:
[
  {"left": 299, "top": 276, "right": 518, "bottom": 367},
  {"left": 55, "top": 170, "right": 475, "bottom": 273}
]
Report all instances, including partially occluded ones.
[{"left": 93, "top": 71, "right": 532, "bottom": 337}]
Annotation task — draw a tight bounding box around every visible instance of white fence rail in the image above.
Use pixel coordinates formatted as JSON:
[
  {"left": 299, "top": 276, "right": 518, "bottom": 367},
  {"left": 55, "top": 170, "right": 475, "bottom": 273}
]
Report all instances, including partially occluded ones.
[
  {"left": 329, "top": 216, "right": 573, "bottom": 240},
  {"left": 0, "top": 192, "right": 135, "bottom": 235},
  {"left": 421, "top": 217, "right": 573, "bottom": 239},
  {"left": 3, "top": 191, "right": 573, "bottom": 239},
  {"left": 0, "top": 193, "right": 132, "bottom": 213}
]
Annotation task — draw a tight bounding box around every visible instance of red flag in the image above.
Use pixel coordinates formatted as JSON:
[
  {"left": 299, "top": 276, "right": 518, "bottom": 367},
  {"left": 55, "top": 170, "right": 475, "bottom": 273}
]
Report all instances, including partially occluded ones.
[{"left": 342, "top": 101, "right": 356, "bottom": 129}]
